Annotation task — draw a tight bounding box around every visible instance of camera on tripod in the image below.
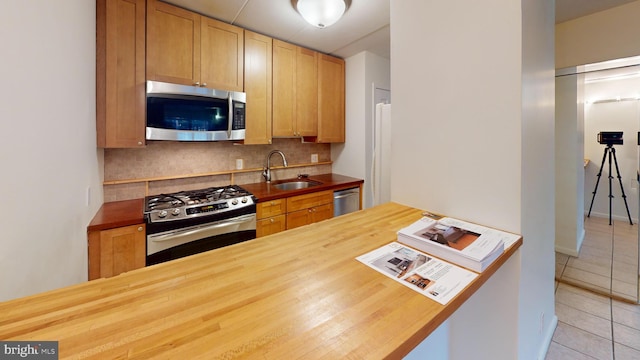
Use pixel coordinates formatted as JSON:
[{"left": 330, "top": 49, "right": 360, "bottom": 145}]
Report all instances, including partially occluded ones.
[
  {"left": 597, "top": 131, "right": 623, "bottom": 145},
  {"left": 588, "top": 130, "right": 633, "bottom": 225}
]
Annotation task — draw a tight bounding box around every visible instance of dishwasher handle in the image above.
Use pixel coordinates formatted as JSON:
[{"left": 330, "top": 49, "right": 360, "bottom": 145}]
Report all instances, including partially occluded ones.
[{"left": 334, "top": 190, "right": 359, "bottom": 199}]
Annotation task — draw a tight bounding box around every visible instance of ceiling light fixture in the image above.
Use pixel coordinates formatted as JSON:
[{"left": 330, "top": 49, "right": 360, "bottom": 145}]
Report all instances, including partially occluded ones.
[{"left": 296, "top": 0, "right": 346, "bottom": 29}]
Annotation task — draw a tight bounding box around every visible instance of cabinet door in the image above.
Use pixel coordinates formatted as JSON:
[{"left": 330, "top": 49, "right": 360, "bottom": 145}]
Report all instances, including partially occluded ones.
[
  {"left": 257, "top": 199, "right": 286, "bottom": 218},
  {"left": 272, "top": 40, "right": 296, "bottom": 137},
  {"left": 286, "top": 209, "right": 311, "bottom": 230},
  {"left": 96, "top": 0, "right": 146, "bottom": 148},
  {"left": 88, "top": 224, "right": 145, "bottom": 280},
  {"left": 147, "top": 0, "right": 200, "bottom": 85},
  {"left": 295, "top": 47, "right": 318, "bottom": 136},
  {"left": 310, "top": 203, "right": 333, "bottom": 223},
  {"left": 257, "top": 215, "right": 286, "bottom": 237},
  {"left": 201, "top": 17, "right": 244, "bottom": 91},
  {"left": 244, "top": 30, "right": 272, "bottom": 144},
  {"left": 317, "top": 54, "right": 345, "bottom": 143}
]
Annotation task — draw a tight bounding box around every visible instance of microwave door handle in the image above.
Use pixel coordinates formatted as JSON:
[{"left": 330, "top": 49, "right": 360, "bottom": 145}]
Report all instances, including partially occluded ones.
[{"left": 227, "top": 95, "right": 233, "bottom": 138}]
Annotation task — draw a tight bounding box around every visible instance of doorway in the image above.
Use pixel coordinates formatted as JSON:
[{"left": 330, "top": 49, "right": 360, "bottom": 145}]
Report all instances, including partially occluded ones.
[{"left": 555, "top": 56, "right": 640, "bottom": 303}]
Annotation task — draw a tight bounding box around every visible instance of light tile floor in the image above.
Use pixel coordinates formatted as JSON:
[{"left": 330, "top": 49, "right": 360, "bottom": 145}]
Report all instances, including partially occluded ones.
[
  {"left": 547, "top": 216, "right": 640, "bottom": 359},
  {"left": 556, "top": 216, "right": 638, "bottom": 302},
  {"left": 545, "top": 282, "right": 640, "bottom": 360}
]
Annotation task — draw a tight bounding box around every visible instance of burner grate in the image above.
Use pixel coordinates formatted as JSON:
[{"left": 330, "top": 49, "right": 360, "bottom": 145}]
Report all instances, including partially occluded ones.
[{"left": 144, "top": 185, "right": 252, "bottom": 213}]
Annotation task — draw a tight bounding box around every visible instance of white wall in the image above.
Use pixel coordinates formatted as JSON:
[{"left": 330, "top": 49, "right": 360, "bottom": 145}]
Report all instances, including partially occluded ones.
[
  {"left": 333, "top": 51, "right": 390, "bottom": 209},
  {"left": 391, "top": 0, "right": 556, "bottom": 359},
  {"left": 556, "top": 0, "right": 640, "bottom": 69},
  {"left": 555, "top": 73, "right": 585, "bottom": 256},
  {"left": 0, "top": 1, "right": 102, "bottom": 301}
]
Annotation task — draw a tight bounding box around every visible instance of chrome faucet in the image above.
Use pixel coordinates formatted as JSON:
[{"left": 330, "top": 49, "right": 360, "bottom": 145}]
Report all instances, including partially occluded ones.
[{"left": 263, "top": 150, "right": 288, "bottom": 182}]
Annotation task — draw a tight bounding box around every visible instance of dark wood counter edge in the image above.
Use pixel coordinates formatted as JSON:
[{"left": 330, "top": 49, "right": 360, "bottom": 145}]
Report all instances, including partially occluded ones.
[
  {"left": 86, "top": 174, "right": 364, "bottom": 232},
  {"left": 87, "top": 198, "right": 145, "bottom": 232},
  {"left": 388, "top": 236, "right": 523, "bottom": 359},
  {"left": 241, "top": 173, "right": 364, "bottom": 203}
]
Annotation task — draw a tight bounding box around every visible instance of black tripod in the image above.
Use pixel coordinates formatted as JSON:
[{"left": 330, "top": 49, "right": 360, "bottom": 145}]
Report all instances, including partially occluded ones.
[{"left": 587, "top": 144, "right": 633, "bottom": 225}]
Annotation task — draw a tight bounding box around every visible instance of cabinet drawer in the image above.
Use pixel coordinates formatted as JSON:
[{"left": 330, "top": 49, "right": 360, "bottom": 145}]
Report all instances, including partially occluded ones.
[
  {"left": 286, "top": 190, "right": 333, "bottom": 212},
  {"left": 257, "top": 199, "right": 286, "bottom": 218},
  {"left": 256, "top": 215, "right": 286, "bottom": 237}
]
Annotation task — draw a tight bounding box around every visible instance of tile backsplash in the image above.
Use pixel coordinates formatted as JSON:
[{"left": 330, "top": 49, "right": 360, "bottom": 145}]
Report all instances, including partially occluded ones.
[{"left": 104, "top": 138, "right": 331, "bottom": 201}]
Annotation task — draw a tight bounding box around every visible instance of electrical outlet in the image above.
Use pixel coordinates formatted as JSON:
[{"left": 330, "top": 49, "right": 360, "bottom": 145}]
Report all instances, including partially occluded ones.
[
  {"left": 236, "top": 159, "right": 244, "bottom": 170},
  {"left": 311, "top": 154, "right": 318, "bottom": 163},
  {"left": 86, "top": 186, "right": 91, "bottom": 207},
  {"left": 539, "top": 312, "right": 544, "bottom": 334}
]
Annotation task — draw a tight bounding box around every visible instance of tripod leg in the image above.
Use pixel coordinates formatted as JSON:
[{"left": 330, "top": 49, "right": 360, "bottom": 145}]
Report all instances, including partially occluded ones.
[
  {"left": 588, "top": 147, "right": 609, "bottom": 218},
  {"left": 611, "top": 147, "right": 634, "bottom": 225},
  {"left": 608, "top": 148, "right": 613, "bottom": 225}
]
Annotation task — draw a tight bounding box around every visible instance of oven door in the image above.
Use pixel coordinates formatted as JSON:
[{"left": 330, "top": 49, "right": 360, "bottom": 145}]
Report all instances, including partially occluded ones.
[{"left": 146, "top": 213, "right": 256, "bottom": 266}]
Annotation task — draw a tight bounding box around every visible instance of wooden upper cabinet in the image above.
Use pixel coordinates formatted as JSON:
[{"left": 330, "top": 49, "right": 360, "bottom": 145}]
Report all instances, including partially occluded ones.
[
  {"left": 272, "top": 40, "right": 296, "bottom": 137},
  {"left": 146, "top": 0, "right": 200, "bottom": 86},
  {"left": 296, "top": 47, "right": 318, "bottom": 137},
  {"left": 146, "top": 0, "right": 243, "bottom": 91},
  {"left": 201, "top": 17, "right": 244, "bottom": 91},
  {"left": 243, "top": 30, "right": 272, "bottom": 144},
  {"left": 96, "top": 0, "right": 146, "bottom": 148},
  {"left": 317, "top": 54, "right": 345, "bottom": 143},
  {"left": 272, "top": 41, "right": 318, "bottom": 138}
]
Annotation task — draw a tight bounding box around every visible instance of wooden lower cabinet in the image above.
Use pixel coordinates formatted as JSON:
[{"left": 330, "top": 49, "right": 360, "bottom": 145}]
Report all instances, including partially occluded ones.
[
  {"left": 286, "top": 203, "right": 332, "bottom": 230},
  {"left": 88, "top": 224, "right": 145, "bottom": 280},
  {"left": 286, "top": 190, "right": 333, "bottom": 230},
  {"left": 256, "top": 199, "right": 286, "bottom": 237},
  {"left": 257, "top": 215, "right": 287, "bottom": 237},
  {"left": 256, "top": 190, "right": 334, "bottom": 236}
]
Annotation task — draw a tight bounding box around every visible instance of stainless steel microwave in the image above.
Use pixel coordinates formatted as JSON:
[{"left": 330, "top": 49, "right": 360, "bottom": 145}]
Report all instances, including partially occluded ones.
[{"left": 146, "top": 81, "right": 246, "bottom": 141}]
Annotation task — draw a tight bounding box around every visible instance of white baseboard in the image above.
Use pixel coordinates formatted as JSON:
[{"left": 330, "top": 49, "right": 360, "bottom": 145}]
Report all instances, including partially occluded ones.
[
  {"left": 577, "top": 228, "right": 585, "bottom": 252},
  {"left": 555, "top": 244, "right": 579, "bottom": 257},
  {"left": 537, "top": 314, "right": 558, "bottom": 360},
  {"left": 555, "top": 228, "right": 586, "bottom": 257},
  {"left": 585, "top": 211, "right": 638, "bottom": 224}
]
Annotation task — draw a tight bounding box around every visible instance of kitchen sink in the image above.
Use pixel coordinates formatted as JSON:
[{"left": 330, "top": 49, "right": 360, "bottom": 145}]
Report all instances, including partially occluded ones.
[{"left": 272, "top": 180, "right": 322, "bottom": 191}]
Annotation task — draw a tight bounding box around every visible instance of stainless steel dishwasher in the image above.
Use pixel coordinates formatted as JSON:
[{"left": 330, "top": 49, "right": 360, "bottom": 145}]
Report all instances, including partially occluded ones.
[{"left": 333, "top": 187, "right": 360, "bottom": 217}]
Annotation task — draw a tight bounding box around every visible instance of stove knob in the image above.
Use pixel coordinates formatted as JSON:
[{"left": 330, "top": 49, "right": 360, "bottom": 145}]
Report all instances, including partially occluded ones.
[
  {"left": 232, "top": 199, "right": 239, "bottom": 205},
  {"left": 172, "top": 208, "right": 181, "bottom": 216},
  {"left": 158, "top": 210, "right": 168, "bottom": 218},
  {"left": 241, "top": 197, "right": 248, "bottom": 203}
]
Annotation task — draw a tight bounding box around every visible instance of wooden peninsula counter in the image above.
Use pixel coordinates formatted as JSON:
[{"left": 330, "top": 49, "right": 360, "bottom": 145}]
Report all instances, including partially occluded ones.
[{"left": 0, "top": 203, "right": 521, "bottom": 359}]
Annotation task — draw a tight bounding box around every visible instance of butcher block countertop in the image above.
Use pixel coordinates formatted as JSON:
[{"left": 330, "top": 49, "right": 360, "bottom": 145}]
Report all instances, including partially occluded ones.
[{"left": 1, "top": 203, "right": 521, "bottom": 359}]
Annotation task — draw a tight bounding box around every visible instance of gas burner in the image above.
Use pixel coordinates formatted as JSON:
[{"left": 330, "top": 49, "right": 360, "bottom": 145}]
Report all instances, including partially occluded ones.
[{"left": 143, "top": 185, "right": 255, "bottom": 223}]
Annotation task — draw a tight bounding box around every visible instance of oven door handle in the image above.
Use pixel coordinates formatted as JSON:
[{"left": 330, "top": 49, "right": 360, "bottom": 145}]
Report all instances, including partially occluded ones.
[{"left": 149, "top": 215, "right": 255, "bottom": 243}]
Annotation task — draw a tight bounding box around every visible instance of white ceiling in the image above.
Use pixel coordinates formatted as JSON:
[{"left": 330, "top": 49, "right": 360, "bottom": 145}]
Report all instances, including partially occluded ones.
[
  {"left": 163, "top": 0, "right": 637, "bottom": 60},
  {"left": 163, "top": 0, "right": 390, "bottom": 59}
]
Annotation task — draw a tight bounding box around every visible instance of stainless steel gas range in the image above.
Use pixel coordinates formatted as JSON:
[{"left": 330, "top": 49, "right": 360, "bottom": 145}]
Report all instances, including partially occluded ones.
[{"left": 143, "top": 185, "right": 256, "bottom": 266}]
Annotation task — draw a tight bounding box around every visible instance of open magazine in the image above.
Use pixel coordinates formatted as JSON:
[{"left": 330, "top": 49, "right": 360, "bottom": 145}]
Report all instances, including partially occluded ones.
[
  {"left": 356, "top": 242, "right": 478, "bottom": 305},
  {"left": 397, "top": 215, "right": 520, "bottom": 272}
]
